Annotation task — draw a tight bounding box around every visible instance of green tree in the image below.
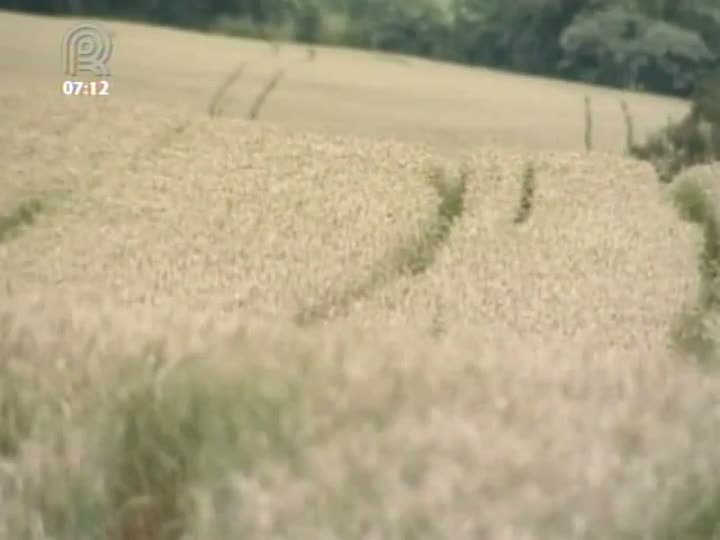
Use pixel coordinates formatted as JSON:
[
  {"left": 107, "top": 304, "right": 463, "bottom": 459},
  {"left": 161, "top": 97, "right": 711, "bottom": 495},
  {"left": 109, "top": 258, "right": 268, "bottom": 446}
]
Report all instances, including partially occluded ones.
[
  {"left": 675, "top": 0, "right": 720, "bottom": 57},
  {"left": 291, "top": 0, "right": 323, "bottom": 43},
  {"left": 450, "top": 0, "right": 588, "bottom": 74},
  {"left": 559, "top": 6, "right": 717, "bottom": 94},
  {"left": 368, "top": 0, "right": 450, "bottom": 57}
]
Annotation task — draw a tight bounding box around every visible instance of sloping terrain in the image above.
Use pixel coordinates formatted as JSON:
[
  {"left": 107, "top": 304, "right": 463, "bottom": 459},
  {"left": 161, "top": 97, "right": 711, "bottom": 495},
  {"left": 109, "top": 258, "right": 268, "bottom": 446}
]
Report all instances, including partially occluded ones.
[
  {"left": 1, "top": 94, "right": 700, "bottom": 350},
  {"left": 0, "top": 96, "right": 439, "bottom": 319},
  {"left": 0, "top": 10, "right": 717, "bottom": 540},
  {"left": 0, "top": 10, "right": 690, "bottom": 154},
  {"left": 340, "top": 148, "right": 700, "bottom": 350}
]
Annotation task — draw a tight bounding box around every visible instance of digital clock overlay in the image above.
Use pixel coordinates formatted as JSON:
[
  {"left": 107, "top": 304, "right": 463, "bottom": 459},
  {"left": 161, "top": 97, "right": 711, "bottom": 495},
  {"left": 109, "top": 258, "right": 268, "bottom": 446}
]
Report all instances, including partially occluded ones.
[{"left": 61, "top": 22, "right": 112, "bottom": 96}]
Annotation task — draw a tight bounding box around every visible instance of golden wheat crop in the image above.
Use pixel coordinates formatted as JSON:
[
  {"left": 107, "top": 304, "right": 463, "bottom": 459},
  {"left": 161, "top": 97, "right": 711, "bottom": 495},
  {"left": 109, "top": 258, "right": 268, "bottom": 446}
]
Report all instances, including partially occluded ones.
[
  {"left": 341, "top": 147, "right": 701, "bottom": 350},
  {"left": 2, "top": 299, "right": 720, "bottom": 540},
  {"left": 0, "top": 95, "right": 440, "bottom": 320},
  {"left": 1, "top": 9, "right": 718, "bottom": 540}
]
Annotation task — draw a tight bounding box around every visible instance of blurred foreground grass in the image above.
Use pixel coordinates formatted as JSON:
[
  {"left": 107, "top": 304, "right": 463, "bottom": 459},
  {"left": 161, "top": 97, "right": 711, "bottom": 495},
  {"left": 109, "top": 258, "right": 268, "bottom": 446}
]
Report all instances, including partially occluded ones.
[{"left": 2, "top": 299, "right": 720, "bottom": 540}]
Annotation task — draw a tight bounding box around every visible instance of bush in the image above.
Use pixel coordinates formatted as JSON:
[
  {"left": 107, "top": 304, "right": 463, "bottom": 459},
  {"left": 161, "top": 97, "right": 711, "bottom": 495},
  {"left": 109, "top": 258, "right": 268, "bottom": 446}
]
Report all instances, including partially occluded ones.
[
  {"left": 630, "top": 75, "right": 720, "bottom": 182},
  {"left": 630, "top": 113, "right": 716, "bottom": 182},
  {"left": 669, "top": 167, "right": 720, "bottom": 362}
]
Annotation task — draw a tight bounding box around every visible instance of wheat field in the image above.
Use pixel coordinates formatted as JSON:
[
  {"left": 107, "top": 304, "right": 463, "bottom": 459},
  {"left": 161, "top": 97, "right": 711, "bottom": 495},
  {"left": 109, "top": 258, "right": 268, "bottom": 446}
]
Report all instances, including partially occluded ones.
[{"left": 2, "top": 9, "right": 720, "bottom": 540}]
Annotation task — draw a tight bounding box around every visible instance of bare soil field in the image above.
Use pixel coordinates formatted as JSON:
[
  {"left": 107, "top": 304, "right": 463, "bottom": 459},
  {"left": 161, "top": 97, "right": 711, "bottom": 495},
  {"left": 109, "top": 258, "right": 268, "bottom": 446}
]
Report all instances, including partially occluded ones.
[{"left": 1, "top": 10, "right": 719, "bottom": 540}]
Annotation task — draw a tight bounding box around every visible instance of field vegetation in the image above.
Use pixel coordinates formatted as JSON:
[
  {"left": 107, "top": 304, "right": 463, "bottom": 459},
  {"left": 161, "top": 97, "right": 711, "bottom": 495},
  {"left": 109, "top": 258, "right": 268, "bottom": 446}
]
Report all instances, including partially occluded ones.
[
  {"left": 5, "top": 0, "right": 720, "bottom": 100},
  {"left": 0, "top": 10, "right": 692, "bottom": 154},
  {"left": 2, "top": 9, "right": 720, "bottom": 540}
]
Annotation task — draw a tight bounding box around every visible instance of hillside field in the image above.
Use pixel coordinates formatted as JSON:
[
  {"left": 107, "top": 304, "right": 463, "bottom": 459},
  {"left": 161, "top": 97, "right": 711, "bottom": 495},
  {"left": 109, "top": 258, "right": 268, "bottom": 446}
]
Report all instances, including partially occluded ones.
[
  {"left": 1, "top": 9, "right": 720, "bottom": 540},
  {"left": 0, "top": 10, "right": 691, "bottom": 153}
]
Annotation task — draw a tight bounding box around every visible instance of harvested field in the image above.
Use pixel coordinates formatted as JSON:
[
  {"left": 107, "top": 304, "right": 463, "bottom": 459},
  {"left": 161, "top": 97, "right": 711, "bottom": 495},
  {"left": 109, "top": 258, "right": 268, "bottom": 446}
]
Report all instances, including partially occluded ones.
[{"left": 1, "top": 9, "right": 719, "bottom": 540}]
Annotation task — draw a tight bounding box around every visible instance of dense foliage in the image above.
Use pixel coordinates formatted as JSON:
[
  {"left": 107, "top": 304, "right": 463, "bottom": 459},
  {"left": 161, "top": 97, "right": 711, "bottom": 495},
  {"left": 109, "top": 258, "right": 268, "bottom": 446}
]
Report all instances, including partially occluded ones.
[{"left": 3, "top": 0, "right": 720, "bottom": 97}]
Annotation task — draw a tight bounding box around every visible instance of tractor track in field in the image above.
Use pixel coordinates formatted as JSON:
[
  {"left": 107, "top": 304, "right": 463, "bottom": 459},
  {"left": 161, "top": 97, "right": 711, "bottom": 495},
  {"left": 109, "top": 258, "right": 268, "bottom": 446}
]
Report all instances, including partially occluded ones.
[{"left": 294, "top": 163, "right": 468, "bottom": 326}]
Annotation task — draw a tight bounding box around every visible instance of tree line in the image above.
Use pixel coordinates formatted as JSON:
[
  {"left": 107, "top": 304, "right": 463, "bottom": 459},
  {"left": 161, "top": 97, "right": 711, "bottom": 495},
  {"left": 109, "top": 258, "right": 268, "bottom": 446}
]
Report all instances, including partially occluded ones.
[{"left": 3, "top": 0, "right": 720, "bottom": 97}]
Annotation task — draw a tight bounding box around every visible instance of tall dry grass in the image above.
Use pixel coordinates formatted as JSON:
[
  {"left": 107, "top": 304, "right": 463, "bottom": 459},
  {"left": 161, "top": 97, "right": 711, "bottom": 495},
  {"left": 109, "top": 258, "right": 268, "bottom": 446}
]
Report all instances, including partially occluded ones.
[{"left": 2, "top": 299, "right": 720, "bottom": 540}]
